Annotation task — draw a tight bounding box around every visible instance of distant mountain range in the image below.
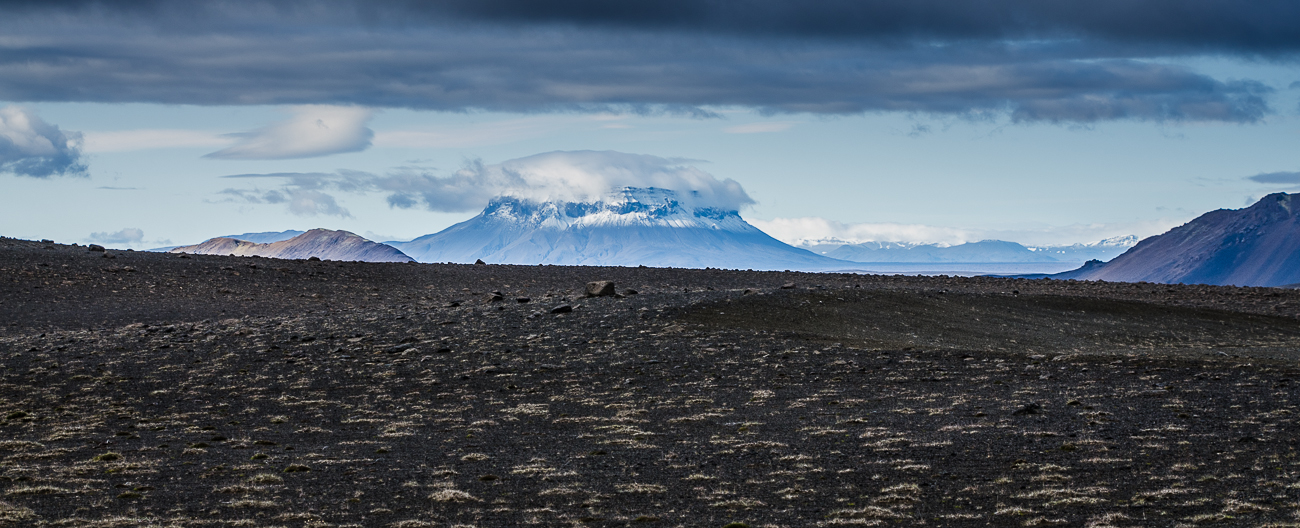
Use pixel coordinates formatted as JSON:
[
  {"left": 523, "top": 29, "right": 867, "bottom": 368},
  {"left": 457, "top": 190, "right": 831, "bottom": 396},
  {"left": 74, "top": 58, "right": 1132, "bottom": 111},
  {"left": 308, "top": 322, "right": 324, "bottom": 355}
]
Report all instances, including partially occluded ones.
[
  {"left": 1052, "top": 193, "right": 1300, "bottom": 287},
  {"left": 389, "top": 187, "right": 852, "bottom": 270},
  {"left": 798, "top": 236, "right": 1136, "bottom": 264},
  {"left": 170, "top": 229, "right": 412, "bottom": 263}
]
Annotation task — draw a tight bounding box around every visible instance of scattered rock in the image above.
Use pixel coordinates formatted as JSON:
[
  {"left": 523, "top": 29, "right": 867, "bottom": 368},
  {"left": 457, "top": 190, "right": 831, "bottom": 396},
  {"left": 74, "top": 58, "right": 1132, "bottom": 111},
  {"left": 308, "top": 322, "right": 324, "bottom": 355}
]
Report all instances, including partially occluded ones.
[
  {"left": 486, "top": 293, "right": 504, "bottom": 303},
  {"left": 474, "top": 259, "right": 487, "bottom": 265},
  {"left": 516, "top": 297, "right": 531, "bottom": 303},
  {"left": 1013, "top": 403, "right": 1042, "bottom": 415},
  {"left": 586, "top": 281, "right": 616, "bottom": 297},
  {"left": 307, "top": 256, "right": 321, "bottom": 261},
  {"left": 88, "top": 244, "right": 105, "bottom": 252},
  {"left": 624, "top": 289, "right": 638, "bottom": 295},
  {"left": 551, "top": 304, "right": 573, "bottom": 314},
  {"left": 780, "top": 282, "right": 795, "bottom": 289}
]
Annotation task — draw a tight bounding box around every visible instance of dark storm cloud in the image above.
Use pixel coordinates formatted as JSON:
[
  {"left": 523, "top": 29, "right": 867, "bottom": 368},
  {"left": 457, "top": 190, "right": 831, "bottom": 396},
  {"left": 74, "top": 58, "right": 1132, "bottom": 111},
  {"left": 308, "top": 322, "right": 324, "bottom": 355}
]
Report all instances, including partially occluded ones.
[{"left": 0, "top": 0, "right": 1293, "bottom": 123}]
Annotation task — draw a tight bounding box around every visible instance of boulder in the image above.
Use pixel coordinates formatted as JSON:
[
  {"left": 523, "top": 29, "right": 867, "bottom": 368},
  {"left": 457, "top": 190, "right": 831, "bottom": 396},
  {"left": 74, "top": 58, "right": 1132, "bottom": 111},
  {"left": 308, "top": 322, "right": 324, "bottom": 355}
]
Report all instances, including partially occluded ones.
[{"left": 585, "top": 281, "right": 616, "bottom": 297}]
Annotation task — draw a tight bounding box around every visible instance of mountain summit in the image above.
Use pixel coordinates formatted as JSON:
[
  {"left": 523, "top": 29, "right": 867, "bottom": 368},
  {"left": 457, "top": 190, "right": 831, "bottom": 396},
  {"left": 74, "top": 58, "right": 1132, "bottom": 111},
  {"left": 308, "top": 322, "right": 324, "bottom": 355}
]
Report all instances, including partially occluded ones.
[
  {"left": 1058, "top": 193, "right": 1300, "bottom": 287},
  {"left": 390, "top": 187, "right": 850, "bottom": 270}
]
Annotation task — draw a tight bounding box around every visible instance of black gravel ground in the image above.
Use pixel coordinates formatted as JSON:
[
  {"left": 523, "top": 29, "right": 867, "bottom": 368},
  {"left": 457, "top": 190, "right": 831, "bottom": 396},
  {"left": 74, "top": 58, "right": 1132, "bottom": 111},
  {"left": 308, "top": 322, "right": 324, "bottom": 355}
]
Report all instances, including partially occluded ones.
[{"left": 3, "top": 236, "right": 1300, "bottom": 528}]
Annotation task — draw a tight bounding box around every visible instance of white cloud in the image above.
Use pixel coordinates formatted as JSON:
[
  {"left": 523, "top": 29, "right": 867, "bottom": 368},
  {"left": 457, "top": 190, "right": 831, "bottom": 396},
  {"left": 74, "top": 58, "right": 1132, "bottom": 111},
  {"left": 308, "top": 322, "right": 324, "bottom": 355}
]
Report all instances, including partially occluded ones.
[
  {"left": 216, "top": 186, "right": 352, "bottom": 218},
  {"left": 751, "top": 216, "right": 1191, "bottom": 247},
  {"left": 82, "top": 129, "right": 231, "bottom": 153},
  {"left": 379, "top": 150, "right": 754, "bottom": 212},
  {"left": 205, "top": 105, "right": 374, "bottom": 160},
  {"left": 724, "top": 122, "right": 796, "bottom": 134},
  {"left": 751, "top": 217, "right": 976, "bottom": 246},
  {"left": 88, "top": 227, "right": 144, "bottom": 245},
  {"left": 0, "top": 106, "right": 87, "bottom": 178}
]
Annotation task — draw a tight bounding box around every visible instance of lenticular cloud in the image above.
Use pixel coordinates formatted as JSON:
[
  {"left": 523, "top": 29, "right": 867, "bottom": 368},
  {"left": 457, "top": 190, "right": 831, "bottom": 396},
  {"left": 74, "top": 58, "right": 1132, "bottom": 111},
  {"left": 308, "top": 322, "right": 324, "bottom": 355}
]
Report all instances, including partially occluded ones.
[
  {"left": 205, "top": 105, "right": 374, "bottom": 160},
  {"left": 377, "top": 150, "right": 755, "bottom": 213}
]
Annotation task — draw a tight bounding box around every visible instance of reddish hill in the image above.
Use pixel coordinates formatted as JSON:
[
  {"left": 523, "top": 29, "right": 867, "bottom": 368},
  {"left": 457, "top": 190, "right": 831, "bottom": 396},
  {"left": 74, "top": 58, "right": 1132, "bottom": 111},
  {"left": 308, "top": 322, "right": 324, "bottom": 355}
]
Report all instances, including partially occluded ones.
[{"left": 170, "top": 229, "right": 412, "bottom": 263}]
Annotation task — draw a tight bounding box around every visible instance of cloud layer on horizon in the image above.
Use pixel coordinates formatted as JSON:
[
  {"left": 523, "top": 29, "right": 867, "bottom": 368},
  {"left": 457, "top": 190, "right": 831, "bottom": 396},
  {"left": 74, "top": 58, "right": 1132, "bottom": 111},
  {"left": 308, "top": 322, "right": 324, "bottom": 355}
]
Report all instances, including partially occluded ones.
[
  {"left": 0, "top": 106, "right": 87, "bottom": 178},
  {"left": 750, "top": 216, "right": 1187, "bottom": 248},
  {"left": 87, "top": 227, "right": 144, "bottom": 245},
  {"left": 0, "top": 1, "right": 1292, "bottom": 123}
]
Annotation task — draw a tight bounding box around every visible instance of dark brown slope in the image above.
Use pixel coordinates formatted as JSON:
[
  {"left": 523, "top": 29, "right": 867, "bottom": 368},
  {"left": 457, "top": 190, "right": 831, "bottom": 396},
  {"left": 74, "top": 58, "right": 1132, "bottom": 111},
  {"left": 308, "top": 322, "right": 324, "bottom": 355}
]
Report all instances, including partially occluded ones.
[
  {"left": 1066, "top": 192, "right": 1300, "bottom": 286},
  {"left": 170, "top": 228, "right": 413, "bottom": 263}
]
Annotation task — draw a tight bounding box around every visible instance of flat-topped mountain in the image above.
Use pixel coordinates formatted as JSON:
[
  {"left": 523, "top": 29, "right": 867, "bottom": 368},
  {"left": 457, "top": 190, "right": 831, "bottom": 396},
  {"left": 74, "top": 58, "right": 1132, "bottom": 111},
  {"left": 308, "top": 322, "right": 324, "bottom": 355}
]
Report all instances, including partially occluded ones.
[
  {"left": 1059, "top": 193, "right": 1300, "bottom": 287},
  {"left": 390, "top": 187, "right": 853, "bottom": 270},
  {"left": 170, "top": 228, "right": 412, "bottom": 262}
]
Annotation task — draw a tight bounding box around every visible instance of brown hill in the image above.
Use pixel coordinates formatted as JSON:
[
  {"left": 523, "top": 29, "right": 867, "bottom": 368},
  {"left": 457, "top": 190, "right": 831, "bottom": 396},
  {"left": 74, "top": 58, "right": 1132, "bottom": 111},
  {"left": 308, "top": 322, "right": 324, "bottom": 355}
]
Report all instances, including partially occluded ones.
[
  {"left": 170, "top": 228, "right": 412, "bottom": 262},
  {"left": 1059, "top": 192, "right": 1300, "bottom": 287}
]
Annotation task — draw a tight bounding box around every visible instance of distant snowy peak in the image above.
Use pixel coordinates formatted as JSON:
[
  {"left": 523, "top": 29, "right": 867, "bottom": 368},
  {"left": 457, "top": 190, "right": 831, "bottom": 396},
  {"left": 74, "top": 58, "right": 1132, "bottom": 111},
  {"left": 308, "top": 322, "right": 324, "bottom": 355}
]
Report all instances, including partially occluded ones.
[
  {"left": 1029, "top": 235, "right": 1138, "bottom": 251},
  {"left": 482, "top": 187, "right": 756, "bottom": 232}
]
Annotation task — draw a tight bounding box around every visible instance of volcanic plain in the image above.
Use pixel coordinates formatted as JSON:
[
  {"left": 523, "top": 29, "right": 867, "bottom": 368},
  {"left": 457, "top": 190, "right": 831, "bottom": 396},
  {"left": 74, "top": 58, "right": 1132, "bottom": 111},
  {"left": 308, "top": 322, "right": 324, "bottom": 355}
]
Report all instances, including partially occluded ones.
[{"left": 4, "top": 236, "right": 1300, "bottom": 527}]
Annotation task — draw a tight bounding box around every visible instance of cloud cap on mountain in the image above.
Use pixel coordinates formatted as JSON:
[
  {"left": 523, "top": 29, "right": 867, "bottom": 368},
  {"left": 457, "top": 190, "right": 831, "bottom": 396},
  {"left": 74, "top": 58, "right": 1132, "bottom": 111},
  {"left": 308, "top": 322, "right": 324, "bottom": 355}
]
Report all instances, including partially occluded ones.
[{"left": 378, "top": 150, "right": 754, "bottom": 213}]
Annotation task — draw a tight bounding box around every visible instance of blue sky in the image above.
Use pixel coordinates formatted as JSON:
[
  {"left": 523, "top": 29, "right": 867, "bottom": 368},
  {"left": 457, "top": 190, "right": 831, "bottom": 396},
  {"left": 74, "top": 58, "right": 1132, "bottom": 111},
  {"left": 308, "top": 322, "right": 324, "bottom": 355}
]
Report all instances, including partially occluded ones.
[{"left": 2, "top": 1, "right": 1299, "bottom": 249}]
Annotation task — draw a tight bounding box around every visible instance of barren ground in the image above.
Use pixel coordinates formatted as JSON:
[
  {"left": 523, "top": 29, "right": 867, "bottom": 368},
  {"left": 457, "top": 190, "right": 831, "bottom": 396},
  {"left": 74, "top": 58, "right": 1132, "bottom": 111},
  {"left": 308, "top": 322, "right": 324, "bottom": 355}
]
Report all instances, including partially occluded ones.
[{"left": 3, "top": 236, "right": 1300, "bottom": 528}]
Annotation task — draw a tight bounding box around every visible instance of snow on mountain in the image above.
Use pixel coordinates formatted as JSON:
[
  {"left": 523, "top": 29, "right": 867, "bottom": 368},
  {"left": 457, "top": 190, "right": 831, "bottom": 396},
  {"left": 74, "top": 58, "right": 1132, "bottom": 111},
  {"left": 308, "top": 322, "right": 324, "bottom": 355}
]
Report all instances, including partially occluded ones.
[
  {"left": 1025, "top": 235, "right": 1138, "bottom": 262},
  {"left": 795, "top": 236, "right": 1137, "bottom": 264},
  {"left": 390, "top": 187, "right": 851, "bottom": 270}
]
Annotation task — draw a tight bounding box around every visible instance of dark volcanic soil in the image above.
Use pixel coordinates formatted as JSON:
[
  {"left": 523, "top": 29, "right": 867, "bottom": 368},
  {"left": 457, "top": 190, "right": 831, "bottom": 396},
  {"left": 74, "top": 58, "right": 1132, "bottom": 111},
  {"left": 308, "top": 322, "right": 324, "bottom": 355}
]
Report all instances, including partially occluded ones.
[{"left": 3, "top": 236, "right": 1300, "bottom": 527}]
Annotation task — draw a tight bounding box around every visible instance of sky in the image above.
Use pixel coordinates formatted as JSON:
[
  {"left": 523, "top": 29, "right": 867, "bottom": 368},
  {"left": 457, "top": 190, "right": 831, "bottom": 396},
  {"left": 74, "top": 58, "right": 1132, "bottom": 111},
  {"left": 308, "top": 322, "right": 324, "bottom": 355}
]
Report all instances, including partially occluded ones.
[{"left": 2, "top": 0, "right": 1300, "bottom": 250}]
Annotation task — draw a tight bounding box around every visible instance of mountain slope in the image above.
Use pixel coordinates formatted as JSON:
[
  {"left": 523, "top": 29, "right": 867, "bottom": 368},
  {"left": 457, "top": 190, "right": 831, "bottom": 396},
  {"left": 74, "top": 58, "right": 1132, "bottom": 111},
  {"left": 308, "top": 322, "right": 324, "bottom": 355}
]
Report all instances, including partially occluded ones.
[
  {"left": 1063, "top": 193, "right": 1300, "bottom": 287},
  {"left": 391, "top": 188, "right": 853, "bottom": 270},
  {"left": 171, "top": 229, "right": 412, "bottom": 263}
]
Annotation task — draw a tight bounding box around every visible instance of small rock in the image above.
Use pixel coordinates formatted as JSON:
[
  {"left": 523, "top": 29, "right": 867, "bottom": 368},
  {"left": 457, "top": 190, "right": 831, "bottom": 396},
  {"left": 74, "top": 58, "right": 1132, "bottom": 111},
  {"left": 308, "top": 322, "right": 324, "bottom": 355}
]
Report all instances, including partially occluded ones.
[
  {"left": 516, "top": 297, "right": 531, "bottom": 304},
  {"left": 1012, "top": 403, "right": 1042, "bottom": 416},
  {"left": 585, "top": 281, "right": 616, "bottom": 297},
  {"left": 474, "top": 259, "right": 487, "bottom": 266},
  {"left": 780, "top": 282, "right": 795, "bottom": 289},
  {"left": 623, "top": 289, "right": 638, "bottom": 295},
  {"left": 102, "top": 252, "right": 116, "bottom": 259},
  {"left": 551, "top": 304, "right": 573, "bottom": 314},
  {"left": 444, "top": 301, "right": 461, "bottom": 308},
  {"left": 486, "top": 293, "right": 504, "bottom": 303},
  {"left": 307, "top": 256, "right": 321, "bottom": 262},
  {"left": 88, "top": 244, "right": 105, "bottom": 252}
]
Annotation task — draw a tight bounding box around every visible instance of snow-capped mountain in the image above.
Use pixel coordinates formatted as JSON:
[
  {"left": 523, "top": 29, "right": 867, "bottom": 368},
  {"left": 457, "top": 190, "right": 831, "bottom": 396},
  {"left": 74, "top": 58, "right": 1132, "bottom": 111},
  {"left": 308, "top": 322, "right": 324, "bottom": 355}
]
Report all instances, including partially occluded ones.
[
  {"left": 390, "top": 187, "right": 852, "bottom": 270},
  {"left": 795, "top": 235, "right": 1138, "bottom": 264},
  {"left": 1026, "top": 235, "right": 1138, "bottom": 262}
]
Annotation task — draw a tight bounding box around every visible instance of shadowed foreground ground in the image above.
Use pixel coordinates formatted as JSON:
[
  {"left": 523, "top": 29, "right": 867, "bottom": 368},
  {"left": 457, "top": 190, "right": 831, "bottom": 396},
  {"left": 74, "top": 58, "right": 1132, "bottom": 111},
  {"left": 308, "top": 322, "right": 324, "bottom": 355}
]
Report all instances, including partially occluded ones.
[{"left": 3, "top": 236, "right": 1300, "bottom": 527}]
